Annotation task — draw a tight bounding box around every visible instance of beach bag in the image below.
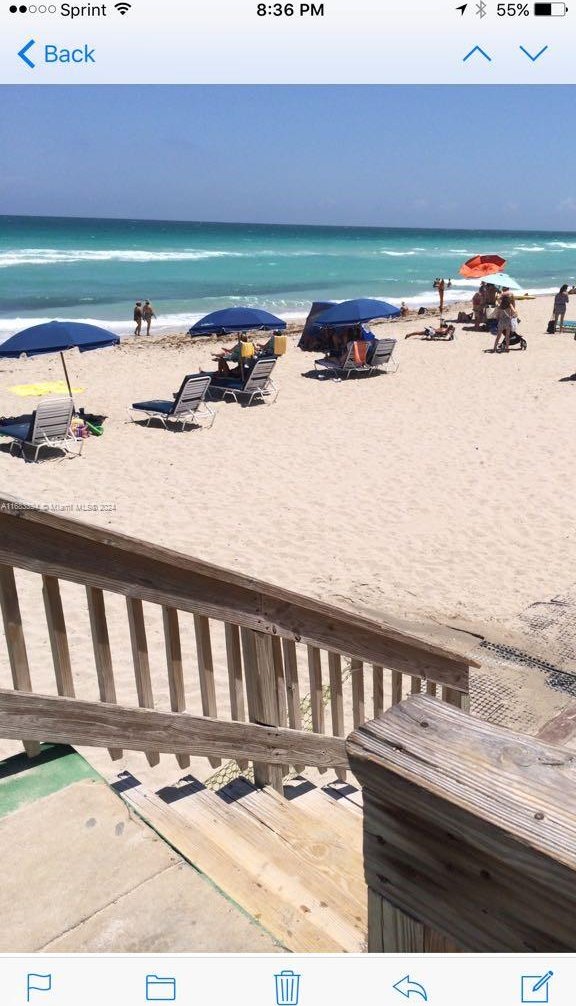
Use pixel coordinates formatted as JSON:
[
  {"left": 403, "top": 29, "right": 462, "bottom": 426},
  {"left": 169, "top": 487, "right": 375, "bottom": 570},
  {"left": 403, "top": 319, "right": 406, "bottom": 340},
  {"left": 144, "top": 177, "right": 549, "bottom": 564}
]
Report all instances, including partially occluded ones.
[
  {"left": 240, "top": 341, "right": 255, "bottom": 359},
  {"left": 547, "top": 320, "right": 556, "bottom": 334},
  {"left": 273, "top": 334, "right": 287, "bottom": 356}
]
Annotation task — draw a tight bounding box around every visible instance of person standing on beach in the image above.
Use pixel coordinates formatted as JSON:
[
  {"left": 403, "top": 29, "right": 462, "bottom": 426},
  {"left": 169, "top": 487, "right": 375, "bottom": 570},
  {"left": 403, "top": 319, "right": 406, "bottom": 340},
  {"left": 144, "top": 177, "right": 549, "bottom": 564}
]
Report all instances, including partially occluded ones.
[
  {"left": 134, "top": 301, "right": 143, "bottom": 337},
  {"left": 553, "top": 285, "right": 570, "bottom": 333},
  {"left": 493, "top": 291, "right": 517, "bottom": 354},
  {"left": 436, "top": 278, "right": 446, "bottom": 315},
  {"left": 143, "top": 300, "right": 156, "bottom": 336}
]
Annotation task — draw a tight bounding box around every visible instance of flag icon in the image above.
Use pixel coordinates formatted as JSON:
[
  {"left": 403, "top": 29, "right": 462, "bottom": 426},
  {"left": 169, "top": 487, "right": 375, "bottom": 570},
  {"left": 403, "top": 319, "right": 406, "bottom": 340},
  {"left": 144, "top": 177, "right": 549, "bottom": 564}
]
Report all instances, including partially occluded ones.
[{"left": 27, "top": 974, "right": 52, "bottom": 1002}]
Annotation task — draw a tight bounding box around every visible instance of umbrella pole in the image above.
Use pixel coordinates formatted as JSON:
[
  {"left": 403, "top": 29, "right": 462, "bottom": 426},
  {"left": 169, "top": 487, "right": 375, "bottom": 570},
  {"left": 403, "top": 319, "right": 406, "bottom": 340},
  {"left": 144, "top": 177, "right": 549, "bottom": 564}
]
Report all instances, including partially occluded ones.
[{"left": 60, "top": 352, "right": 75, "bottom": 408}]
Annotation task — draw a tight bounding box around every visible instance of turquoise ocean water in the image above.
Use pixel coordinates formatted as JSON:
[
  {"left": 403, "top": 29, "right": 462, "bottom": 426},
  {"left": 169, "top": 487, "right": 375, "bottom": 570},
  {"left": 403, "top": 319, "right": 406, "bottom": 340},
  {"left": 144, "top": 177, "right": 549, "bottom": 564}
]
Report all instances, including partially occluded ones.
[{"left": 1, "top": 215, "right": 575, "bottom": 340}]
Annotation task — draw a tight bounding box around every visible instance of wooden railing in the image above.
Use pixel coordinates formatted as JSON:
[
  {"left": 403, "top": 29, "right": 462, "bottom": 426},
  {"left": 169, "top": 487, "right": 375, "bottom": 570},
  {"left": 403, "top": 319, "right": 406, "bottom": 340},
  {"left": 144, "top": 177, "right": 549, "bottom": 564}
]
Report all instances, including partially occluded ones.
[
  {"left": 0, "top": 494, "right": 477, "bottom": 790},
  {"left": 347, "top": 695, "right": 576, "bottom": 952}
]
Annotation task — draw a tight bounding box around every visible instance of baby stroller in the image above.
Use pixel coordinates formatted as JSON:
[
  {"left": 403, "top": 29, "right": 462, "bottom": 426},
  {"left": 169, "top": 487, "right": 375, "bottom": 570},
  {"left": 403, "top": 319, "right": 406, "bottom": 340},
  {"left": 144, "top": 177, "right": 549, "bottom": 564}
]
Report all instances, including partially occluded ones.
[{"left": 496, "top": 330, "right": 527, "bottom": 351}]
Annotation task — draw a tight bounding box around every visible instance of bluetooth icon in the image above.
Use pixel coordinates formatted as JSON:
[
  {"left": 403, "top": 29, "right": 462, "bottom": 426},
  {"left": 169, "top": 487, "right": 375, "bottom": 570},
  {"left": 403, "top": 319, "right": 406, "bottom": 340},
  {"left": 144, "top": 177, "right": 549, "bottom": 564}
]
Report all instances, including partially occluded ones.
[{"left": 476, "top": 0, "right": 487, "bottom": 14}]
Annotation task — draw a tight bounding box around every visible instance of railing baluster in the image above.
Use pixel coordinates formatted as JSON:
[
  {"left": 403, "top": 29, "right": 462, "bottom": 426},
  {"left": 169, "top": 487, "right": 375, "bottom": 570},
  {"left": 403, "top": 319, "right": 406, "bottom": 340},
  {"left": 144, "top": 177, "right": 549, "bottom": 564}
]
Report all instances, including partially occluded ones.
[
  {"left": 241, "top": 627, "right": 283, "bottom": 792},
  {"left": 162, "top": 606, "right": 190, "bottom": 769},
  {"left": 272, "top": 636, "right": 288, "bottom": 776},
  {"left": 224, "top": 622, "right": 248, "bottom": 771},
  {"left": 307, "top": 645, "right": 325, "bottom": 774},
  {"left": 426, "top": 681, "right": 437, "bottom": 697},
  {"left": 372, "top": 664, "right": 384, "bottom": 718},
  {"left": 282, "top": 638, "right": 304, "bottom": 773},
  {"left": 0, "top": 564, "right": 41, "bottom": 758},
  {"left": 86, "top": 586, "right": 122, "bottom": 760},
  {"left": 391, "top": 670, "right": 403, "bottom": 705},
  {"left": 411, "top": 676, "right": 422, "bottom": 695},
  {"left": 193, "top": 614, "right": 220, "bottom": 768},
  {"left": 42, "top": 575, "right": 75, "bottom": 699},
  {"left": 328, "top": 652, "right": 346, "bottom": 782},
  {"left": 351, "top": 658, "right": 365, "bottom": 727},
  {"left": 126, "top": 597, "right": 159, "bottom": 767}
]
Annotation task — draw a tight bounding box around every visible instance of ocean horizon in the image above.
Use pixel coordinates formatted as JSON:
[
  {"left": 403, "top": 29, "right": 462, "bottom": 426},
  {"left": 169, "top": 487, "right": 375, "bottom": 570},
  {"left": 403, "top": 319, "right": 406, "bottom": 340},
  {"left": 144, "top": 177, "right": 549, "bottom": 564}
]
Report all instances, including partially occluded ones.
[{"left": 1, "top": 214, "right": 575, "bottom": 340}]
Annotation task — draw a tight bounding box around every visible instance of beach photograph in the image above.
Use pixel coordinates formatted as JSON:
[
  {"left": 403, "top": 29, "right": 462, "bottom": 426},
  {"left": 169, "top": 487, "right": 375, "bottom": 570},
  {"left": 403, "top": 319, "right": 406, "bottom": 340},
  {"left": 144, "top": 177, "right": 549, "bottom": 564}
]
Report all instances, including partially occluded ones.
[{"left": 0, "top": 85, "right": 575, "bottom": 953}]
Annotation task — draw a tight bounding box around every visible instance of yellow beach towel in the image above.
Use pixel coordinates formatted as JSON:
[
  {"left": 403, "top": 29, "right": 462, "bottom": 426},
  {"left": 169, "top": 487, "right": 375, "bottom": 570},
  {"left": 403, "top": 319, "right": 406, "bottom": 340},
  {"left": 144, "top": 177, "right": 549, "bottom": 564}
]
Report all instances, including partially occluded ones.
[
  {"left": 9, "top": 381, "right": 84, "bottom": 397},
  {"left": 240, "top": 342, "right": 255, "bottom": 359}
]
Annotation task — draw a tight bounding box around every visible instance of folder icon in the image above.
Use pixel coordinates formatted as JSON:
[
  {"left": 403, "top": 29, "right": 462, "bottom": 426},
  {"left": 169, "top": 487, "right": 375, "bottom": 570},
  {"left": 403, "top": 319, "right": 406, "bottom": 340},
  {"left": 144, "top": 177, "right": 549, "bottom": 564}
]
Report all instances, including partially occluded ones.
[{"left": 146, "top": 976, "right": 176, "bottom": 1002}]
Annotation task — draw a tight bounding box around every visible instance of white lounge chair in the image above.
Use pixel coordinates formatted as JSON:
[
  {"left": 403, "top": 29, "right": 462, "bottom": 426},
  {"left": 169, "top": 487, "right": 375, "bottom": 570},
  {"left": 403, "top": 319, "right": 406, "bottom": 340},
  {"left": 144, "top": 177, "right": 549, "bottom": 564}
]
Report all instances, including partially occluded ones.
[
  {"left": 0, "top": 397, "right": 80, "bottom": 462},
  {"left": 315, "top": 338, "right": 398, "bottom": 379},
  {"left": 130, "top": 374, "right": 215, "bottom": 429},
  {"left": 211, "top": 357, "right": 279, "bottom": 406}
]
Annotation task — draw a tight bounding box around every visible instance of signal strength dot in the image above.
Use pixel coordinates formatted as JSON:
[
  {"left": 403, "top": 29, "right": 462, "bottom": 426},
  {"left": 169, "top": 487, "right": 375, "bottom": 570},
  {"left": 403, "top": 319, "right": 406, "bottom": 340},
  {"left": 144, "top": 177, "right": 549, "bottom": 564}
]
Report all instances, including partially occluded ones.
[{"left": 114, "top": 2, "right": 131, "bottom": 12}]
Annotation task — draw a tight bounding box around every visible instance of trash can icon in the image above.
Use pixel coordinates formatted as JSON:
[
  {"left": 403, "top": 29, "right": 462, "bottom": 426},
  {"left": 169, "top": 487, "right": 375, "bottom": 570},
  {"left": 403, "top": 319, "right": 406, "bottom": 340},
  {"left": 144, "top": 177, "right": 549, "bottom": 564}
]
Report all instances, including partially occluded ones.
[{"left": 275, "top": 971, "right": 301, "bottom": 1006}]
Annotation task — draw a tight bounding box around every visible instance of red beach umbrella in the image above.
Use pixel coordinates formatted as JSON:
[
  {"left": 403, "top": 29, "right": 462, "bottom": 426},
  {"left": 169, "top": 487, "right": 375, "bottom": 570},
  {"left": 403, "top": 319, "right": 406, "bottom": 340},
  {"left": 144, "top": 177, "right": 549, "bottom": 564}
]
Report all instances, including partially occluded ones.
[{"left": 459, "top": 255, "right": 507, "bottom": 278}]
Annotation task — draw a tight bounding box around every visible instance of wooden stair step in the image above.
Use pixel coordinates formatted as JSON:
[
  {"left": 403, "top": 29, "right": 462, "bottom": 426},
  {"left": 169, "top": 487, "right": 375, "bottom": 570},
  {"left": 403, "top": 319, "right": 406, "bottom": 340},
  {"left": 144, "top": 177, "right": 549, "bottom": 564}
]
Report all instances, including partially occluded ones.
[
  {"left": 281, "top": 779, "right": 363, "bottom": 855},
  {"left": 122, "top": 780, "right": 363, "bottom": 952},
  {"left": 230, "top": 781, "right": 366, "bottom": 915},
  {"left": 173, "top": 782, "right": 366, "bottom": 951}
]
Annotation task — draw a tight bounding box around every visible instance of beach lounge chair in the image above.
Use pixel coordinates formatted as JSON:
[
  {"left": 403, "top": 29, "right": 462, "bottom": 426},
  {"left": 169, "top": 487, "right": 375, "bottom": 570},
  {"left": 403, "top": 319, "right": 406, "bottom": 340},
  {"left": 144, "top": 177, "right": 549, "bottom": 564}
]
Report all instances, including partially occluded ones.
[
  {"left": 560, "top": 320, "right": 576, "bottom": 334},
  {"left": 210, "top": 357, "right": 279, "bottom": 406},
  {"left": 315, "top": 338, "right": 398, "bottom": 379},
  {"left": 0, "top": 396, "right": 79, "bottom": 461},
  {"left": 367, "top": 338, "right": 399, "bottom": 372},
  {"left": 130, "top": 374, "right": 215, "bottom": 429}
]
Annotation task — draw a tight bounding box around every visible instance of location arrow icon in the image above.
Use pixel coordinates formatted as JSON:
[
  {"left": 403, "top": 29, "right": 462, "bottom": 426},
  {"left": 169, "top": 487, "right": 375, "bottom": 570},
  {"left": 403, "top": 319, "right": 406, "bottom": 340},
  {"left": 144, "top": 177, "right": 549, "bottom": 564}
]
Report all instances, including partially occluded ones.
[
  {"left": 456, "top": 4, "right": 468, "bottom": 12},
  {"left": 393, "top": 976, "right": 428, "bottom": 1001}
]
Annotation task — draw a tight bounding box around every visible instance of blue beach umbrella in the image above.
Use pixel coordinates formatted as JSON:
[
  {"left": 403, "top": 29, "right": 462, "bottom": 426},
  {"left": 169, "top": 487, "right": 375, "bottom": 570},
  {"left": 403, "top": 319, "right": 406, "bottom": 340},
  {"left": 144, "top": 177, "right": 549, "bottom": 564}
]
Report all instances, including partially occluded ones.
[
  {"left": 313, "top": 298, "right": 401, "bottom": 327},
  {"left": 0, "top": 320, "right": 120, "bottom": 398},
  {"left": 189, "top": 307, "right": 287, "bottom": 336}
]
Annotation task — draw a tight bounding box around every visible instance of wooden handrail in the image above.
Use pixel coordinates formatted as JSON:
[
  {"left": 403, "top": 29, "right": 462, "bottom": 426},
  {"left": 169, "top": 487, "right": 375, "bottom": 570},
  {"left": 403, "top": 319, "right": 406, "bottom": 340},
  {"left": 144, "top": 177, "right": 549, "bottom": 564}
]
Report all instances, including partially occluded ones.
[
  {"left": 0, "top": 690, "right": 347, "bottom": 767},
  {"left": 347, "top": 696, "right": 576, "bottom": 952},
  {"left": 0, "top": 494, "right": 477, "bottom": 689}
]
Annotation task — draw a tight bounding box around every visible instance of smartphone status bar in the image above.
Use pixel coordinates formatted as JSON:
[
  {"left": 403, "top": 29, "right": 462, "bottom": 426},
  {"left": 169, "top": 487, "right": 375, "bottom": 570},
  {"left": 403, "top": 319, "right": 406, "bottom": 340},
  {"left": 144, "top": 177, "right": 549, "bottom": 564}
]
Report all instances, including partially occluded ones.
[{"left": 0, "top": 0, "right": 575, "bottom": 82}]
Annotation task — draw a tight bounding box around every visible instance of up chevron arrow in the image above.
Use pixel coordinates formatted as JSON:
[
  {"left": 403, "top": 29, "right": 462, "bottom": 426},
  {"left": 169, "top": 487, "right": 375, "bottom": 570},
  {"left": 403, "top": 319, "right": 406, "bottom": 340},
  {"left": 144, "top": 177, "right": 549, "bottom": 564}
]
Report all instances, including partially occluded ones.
[
  {"left": 520, "top": 45, "right": 549, "bottom": 61},
  {"left": 463, "top": 45, "right": 492, "bottom": 62}
]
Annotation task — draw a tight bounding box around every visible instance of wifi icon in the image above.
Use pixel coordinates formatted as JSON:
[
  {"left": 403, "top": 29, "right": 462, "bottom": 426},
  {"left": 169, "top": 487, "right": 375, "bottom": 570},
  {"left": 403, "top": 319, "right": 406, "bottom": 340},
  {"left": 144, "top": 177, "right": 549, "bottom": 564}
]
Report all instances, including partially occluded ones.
[{"left": 114, "top": 1, "right": 131, "bottom": 12}]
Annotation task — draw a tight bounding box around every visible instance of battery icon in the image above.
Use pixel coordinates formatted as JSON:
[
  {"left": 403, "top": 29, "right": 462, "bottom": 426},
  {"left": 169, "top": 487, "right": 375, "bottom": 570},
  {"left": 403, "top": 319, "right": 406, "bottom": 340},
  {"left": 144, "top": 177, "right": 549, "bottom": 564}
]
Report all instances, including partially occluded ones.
[{"left": 534, "top": 2, "right": 568, "bottom": 12}]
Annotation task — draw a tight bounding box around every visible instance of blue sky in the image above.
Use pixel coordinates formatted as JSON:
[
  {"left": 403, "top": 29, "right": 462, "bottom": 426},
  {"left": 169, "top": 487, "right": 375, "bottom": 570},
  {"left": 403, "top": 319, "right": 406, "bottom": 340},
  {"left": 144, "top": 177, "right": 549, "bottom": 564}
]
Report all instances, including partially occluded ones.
[{"left": 0, "top": 85, "right": 574, "bottom": 229}]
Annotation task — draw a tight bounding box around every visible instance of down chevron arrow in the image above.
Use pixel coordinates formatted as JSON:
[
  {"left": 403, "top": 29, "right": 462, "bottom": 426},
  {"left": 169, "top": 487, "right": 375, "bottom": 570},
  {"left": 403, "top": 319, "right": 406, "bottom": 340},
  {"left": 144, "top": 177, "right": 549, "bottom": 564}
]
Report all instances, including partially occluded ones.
[{"left": 520, "top": 45, "right": 549, "bottom": 61}]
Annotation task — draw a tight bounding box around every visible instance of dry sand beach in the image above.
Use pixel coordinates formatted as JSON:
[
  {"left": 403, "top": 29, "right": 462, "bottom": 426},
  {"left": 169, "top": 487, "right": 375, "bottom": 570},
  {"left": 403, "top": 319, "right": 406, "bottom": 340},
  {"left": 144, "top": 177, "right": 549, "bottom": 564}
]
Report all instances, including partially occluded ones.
[{"left": 0, "top": 293, "right": 574, "bottom": 779}]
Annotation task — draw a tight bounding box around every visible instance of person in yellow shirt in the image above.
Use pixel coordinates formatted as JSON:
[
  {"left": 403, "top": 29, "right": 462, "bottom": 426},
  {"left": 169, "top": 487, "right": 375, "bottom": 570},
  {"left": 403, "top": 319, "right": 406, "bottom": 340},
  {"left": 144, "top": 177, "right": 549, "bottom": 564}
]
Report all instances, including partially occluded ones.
[{"left": 212, "top": 333, "right": 256, "bottom": 376}]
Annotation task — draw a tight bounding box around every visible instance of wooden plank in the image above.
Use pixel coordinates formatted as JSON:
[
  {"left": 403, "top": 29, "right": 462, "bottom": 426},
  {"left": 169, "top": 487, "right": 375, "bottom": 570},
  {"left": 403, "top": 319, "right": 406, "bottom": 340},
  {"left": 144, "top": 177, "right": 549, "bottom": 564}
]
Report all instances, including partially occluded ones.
[
  {"left": 85, "top": 586, "right": 121, "bottom": 760},
  {"left": 123, "top": 783, "right": 356, "bottom": 952},
  {"left": 282, "top": 638, "right": 304, "bottom": 773},
  {"left": 0, "top": 564, "right": 40, "bottom": 758},
  {"left": 271, "top": 636, "right": 288, "bottom": 728},
  {"left": 241, "top": 628, "right": 285, "bottom": 789},
  {"left": 125, "top": 597, "right": 159, "bottom": 767},
  {"left": 42, "top": 575, "right": 75, "bottom": 699},
  {"left": 328, "top": 651, "right": 346, "bottom": 782},
  {"left": 348, "top": 696, "right": 576, "bottom": 951},
  {"left": 283, "top": 780, "right": 362, "bottom": 852},
  {"left": 391, "top": 670, "right": 403, "bottom": 705},
  {"left": 442, "top": 686, "right": 463, "bottom": 707},
  {"left": 233, "top": 785, "right": 367, "bottom": 922},
  {"left": 368, "top": 891, "right": 459, "bottom": 952},
  {"left": 411, "top": 676, "right": 422, "bottom": 695},
  {"left": 351, "top": 659, "right": 365, "bottom": 728},
  {"left": 193, "top": 614, "right": 220, "bottom": 768},
  {"left": 426, "top": 681, "right": 437, "bottom": 697},
  {"left": 0, "top": 493, "right": 477, "bottom": 688},
  {"left": 372, "top": 665, "right": 384, "bottom": 718},
  {"left": 253, "top": 632, "right": 283, "bottom": 793},
  {"left": 0, "top": 689, "right": 348, "bottom": 767},
  {"left": 162, "top": 606, "right": 189, "bottom": 769},
  {"left": 537, "top": 701, "right": 576, "bottom": 746},
  {"left": 224, "top": 622, "right": 248, "bottom": 771},
  {"left": 307, "top": 646, "right": 325, "bottom": 751}
]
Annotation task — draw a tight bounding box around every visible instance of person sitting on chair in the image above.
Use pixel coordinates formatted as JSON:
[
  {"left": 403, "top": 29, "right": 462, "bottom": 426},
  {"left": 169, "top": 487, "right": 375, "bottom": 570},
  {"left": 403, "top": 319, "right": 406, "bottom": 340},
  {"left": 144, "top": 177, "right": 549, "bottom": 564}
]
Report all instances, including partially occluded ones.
[{"left": 212, "top": 334, "right": 256, "bottom": 376}]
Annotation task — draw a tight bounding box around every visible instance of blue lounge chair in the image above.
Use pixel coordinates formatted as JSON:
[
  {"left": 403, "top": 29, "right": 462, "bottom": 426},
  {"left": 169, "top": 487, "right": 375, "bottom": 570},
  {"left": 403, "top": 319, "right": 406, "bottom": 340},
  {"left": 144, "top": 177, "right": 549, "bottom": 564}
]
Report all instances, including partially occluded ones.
[
  {"left": 130, "top": 374, "right": 215, "bottom": 430},
  {"left": 209, "top": 357, "right": 279, "bottom": 406},
  {"left": 0, "top": 396, "right": 80, "bottom": 462}
]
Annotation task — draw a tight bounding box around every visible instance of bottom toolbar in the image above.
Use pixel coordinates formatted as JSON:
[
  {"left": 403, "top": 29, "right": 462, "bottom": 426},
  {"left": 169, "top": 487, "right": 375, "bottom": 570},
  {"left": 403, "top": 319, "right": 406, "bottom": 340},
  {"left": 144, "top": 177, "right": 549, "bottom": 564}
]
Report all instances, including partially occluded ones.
[{"left": 1, "top": 955, "right": 574, "bottom": 1006}]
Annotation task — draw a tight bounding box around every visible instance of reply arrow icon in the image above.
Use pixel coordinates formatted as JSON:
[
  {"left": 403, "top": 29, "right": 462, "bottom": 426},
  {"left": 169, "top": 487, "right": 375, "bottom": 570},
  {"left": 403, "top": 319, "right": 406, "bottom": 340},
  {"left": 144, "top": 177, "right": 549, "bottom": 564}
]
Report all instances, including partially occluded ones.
[{"left": 393, "top": 976, "right": 428, "bottom": 1001}]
